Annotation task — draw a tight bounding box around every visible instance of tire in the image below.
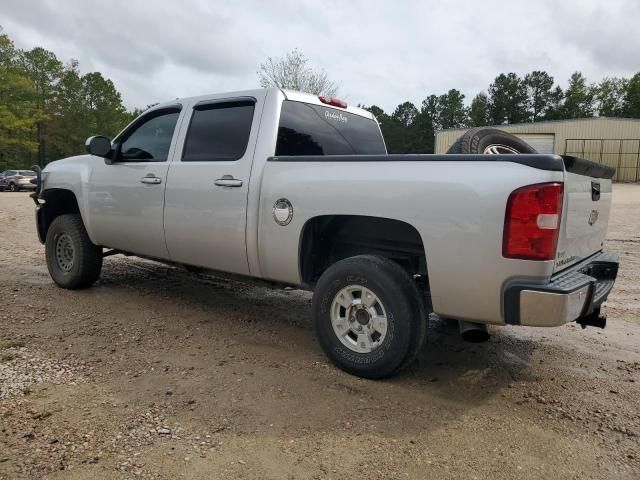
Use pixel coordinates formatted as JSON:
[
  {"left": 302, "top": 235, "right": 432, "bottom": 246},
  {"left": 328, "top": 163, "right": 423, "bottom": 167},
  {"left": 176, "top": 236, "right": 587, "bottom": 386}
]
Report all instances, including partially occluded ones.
[
  {"left": 45, "top": 214, "right": 103, "bottom": 289},
  {"left": 9, "top": 183, "right": 19, "bottom": 192},
  {"left": 312, "top": 255, "right": 426, "bottom": 379},
  {"left": 446, "top": 127, "right": 537, "bottom": 154}
]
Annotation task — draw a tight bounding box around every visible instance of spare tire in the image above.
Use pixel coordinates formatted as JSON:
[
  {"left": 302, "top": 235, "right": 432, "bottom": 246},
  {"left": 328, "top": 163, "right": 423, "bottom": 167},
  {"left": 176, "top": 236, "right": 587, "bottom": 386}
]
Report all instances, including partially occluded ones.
[{"left": 446, "top": 127, "right": 537, "bottom": 154}]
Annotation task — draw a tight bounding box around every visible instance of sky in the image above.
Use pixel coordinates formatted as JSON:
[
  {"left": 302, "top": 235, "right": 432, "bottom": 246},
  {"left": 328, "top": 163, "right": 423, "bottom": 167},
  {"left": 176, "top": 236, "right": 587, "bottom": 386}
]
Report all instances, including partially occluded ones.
[{"left": 2, "top": 0, "right": 639, "bottom": 113}]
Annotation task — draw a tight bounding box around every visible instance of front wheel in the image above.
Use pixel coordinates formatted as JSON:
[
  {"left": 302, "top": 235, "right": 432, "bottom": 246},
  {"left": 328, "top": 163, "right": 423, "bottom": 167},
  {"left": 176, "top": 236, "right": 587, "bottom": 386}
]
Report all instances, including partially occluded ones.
[
  {"left": 9, "top": 183, "right": 18, "bottom": 192},
  {"left": 45, "top": 214, "right": 103, "bottom": 289},
  {"left": 312, "top": 255, "right": 426, "bottom": 379}
]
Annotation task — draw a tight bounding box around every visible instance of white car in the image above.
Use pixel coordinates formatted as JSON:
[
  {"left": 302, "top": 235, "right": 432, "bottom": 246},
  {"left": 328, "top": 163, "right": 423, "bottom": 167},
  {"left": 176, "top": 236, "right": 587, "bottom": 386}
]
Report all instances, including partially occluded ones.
[
  {"left": 31, "top": 88, "right": 619, "bottom": 378},
  {"left": 0, "top": 170, "right": 37, "bottom": 191}
]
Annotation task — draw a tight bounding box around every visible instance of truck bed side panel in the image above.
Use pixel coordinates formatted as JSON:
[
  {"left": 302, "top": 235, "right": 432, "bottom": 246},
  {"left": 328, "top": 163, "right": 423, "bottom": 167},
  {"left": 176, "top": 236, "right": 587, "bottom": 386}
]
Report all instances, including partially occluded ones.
[{"left": 258, "top": 160, "right": 563, "bottom": 325}]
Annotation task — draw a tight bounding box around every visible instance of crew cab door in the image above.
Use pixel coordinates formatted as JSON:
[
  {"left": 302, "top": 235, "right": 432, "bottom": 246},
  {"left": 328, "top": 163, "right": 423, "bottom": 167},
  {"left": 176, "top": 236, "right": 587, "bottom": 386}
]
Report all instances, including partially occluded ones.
[
  {"left": 87, "top": 106, "right": 183, "bottom": 259},
  {"left": 163, "top": 93, "right": 263, "bottom": 275}
]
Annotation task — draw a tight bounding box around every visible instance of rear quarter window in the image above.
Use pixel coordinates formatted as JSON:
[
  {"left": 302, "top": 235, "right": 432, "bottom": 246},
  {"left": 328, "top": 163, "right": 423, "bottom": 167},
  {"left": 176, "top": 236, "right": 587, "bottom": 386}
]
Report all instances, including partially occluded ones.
[{"left": 276, "top": 101, "right": 386, "bottom": 156}]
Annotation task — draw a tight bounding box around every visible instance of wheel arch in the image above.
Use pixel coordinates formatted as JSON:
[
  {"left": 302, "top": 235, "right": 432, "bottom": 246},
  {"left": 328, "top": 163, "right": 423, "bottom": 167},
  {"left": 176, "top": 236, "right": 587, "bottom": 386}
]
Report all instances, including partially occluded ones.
[
  {"left": 36, "top": 188, "right": 84, "bottom": 244},
  {"left": 298, "top": 214, "right": 429, "bottom": 292}
]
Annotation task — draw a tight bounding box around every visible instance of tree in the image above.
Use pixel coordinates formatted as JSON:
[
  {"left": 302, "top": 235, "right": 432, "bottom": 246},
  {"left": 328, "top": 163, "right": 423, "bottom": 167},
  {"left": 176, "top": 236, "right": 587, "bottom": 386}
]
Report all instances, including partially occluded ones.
[
  {"left": 48, "top": 61, "right": 85, "bottom": 158},
  {"left": 366, "top": 105, "right": 400, "bottom": 153},
  {"left": 524, "top": 71, "right": 554, "bottom": 121},
  {"left": 0, "top": 31, "right": 42, "bottom": 167},
  {"left": 622, "top": 73, "right": 640, "bottom": 118},
  {"left": 487, "top": 73, "right": 528, "bottom": 124},
  {"left": 19, "top": 46, "right": 63, "bottom": 165},
  {"left": 421, "top": 95, "right": 441, "bottom": 130},
  {"left": 468, "top": 93, "right": 490, "bottom": 127},
  {"left": 388, "top": 102, "right": 420, "bottom": 153},
  {"left": 392, "top": 101, "right": 418, "bottom": 128},
  {"left": 438, "top": 89, "right": 467, "bottom": 129},
  {"left": 595, "top": 77, "right": 628, "bottom": 117},
  {"left": 0, "top": 29, "right": 135, "bottom": 167},
  {"left": 544, "top": 86, "right": 564, "bottom": 120},
  {"left": 561, "top": 72, "right": 594, "bottom": 119},
  {"left": 257, "top": 49, "right": 337, "bottom": 96},
  {"left": 82, "top": 72, "right": 129, "bottom": 137}
]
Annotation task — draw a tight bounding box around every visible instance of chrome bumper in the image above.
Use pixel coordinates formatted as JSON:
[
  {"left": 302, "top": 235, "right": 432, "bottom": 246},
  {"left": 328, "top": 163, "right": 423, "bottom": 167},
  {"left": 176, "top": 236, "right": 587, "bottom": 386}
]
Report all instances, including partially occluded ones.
[{"left": 504, "top": 251, "right": 619, "bottom": 327}]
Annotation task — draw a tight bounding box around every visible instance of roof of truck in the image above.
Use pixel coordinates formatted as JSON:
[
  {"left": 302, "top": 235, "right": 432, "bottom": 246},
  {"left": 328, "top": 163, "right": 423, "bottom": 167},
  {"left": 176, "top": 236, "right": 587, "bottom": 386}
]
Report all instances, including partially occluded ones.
[{"left": 149, "top": 88, "right": 375, "bottom": 121}]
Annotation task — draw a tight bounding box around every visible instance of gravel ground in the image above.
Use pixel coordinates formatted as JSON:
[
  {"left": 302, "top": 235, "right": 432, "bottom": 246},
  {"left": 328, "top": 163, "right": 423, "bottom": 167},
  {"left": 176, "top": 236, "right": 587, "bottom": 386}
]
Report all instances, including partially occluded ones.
[{"left": 0, "top": 186, "right": 639, "bottom": 479}]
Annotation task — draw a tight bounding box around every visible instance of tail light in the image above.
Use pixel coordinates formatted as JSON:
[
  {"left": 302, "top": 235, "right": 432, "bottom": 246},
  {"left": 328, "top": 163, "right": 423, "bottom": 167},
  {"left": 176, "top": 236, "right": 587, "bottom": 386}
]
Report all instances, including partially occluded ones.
[
  {"left": 319, "top": 96, "right": 347, "bottom": 108},
  {"left": 503, "top": 182, "right": 564, "bottom": 260}
]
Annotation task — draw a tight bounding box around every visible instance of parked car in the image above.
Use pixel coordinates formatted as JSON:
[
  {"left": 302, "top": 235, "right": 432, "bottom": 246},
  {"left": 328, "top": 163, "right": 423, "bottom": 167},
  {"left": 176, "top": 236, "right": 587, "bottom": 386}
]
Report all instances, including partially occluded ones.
[
  {"left": 0, "top": 170, "right": 37, "bottom": 191},
  {"left": 30, "top": 88, "right": 618, "bottom": 379}
]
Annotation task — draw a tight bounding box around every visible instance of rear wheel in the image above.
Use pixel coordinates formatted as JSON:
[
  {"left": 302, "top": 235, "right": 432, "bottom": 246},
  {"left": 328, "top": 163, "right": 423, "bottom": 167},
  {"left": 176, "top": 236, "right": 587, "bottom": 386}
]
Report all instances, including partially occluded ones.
[
  {"left": 312, "top": 255, "right": 426, "bottom": 379},
  {"left": 45, "top": 214, "right": 103, "bottom": 289},
  {"left": 447, "top": 127, "right": 537, "bottom": 154},
  {"left": 9, "top": 183, "right": 18, "bottom": 192}
]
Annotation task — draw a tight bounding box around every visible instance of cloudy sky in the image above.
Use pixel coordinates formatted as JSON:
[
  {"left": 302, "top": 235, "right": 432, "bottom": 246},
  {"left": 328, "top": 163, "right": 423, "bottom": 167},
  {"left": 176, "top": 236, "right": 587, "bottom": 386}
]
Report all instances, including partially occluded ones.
[{"left": 2, "top": 0, "right": 638, "bottom": 112}]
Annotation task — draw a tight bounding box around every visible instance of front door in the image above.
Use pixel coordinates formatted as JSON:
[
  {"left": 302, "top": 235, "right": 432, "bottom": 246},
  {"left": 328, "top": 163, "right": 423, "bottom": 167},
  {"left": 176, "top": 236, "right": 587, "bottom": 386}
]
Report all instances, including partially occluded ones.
[
  {"left": 87, "top": 107, "right": 182, "bottom": 259},
  {"left": 163, "top": 93, "right": 264, "bottom": 275}
]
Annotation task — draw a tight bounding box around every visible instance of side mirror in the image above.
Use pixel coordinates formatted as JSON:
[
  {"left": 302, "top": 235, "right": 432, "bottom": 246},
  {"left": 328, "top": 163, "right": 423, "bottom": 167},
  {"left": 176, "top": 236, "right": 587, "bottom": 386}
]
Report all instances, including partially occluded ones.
[{"left": 85, "top": 136, "right": 112, "bottom": 158}]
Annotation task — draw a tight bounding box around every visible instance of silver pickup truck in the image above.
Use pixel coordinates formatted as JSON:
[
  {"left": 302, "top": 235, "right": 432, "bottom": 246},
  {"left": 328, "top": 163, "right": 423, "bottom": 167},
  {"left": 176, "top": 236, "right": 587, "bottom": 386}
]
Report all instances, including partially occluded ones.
[{"left": 31, "top": 88, "right": 619, "bottom": 378}]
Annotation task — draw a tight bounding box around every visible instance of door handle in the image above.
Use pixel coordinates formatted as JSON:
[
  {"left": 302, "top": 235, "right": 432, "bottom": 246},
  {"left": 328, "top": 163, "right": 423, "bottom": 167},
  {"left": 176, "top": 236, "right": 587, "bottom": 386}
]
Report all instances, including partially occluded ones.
[
  {"left": 140, "top": 174, "right": 162, "bottom": 185},
  {"left": 214, "top": 175, "right": 243, "bottom": 187}
]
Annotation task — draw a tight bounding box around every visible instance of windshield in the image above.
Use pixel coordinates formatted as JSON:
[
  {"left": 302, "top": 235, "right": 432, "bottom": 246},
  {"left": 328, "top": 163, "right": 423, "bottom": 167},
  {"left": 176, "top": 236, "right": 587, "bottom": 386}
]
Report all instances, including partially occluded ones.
[{"left": 276, "top": 101, "right": 386, "bottom": 156}]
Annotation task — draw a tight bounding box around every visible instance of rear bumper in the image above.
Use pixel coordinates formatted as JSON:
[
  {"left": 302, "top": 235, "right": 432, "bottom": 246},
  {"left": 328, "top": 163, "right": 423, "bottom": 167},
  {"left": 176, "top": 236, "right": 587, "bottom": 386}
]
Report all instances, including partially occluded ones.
[{"left": 504, "top": 251, "right": 618, "bottom": 327}]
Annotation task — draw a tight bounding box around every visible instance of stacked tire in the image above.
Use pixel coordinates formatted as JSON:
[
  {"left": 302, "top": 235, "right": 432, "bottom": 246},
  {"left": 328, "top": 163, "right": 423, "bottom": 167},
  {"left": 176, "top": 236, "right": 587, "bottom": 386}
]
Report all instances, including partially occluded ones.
[{"left": 446, "top": 127, "right": 537, "bottom": 154}]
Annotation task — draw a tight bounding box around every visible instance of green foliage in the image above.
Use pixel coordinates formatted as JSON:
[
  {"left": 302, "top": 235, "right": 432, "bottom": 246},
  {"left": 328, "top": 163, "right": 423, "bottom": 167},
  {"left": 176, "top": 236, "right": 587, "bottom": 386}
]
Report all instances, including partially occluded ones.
[
  {"left": 561, "top": 72, "right": 594, "bottom": 119},
  {"left": 0, "top": 29, "right": 134, "bottom": 170},
  {"left": 370, "top": 70, "right": 639, "bottom": 154},
  {"left": 437, "top": 89, "right": 467, "bottom": 129},
  {"left": 544, "top": 86, "right": 565, "bottom": 120},
  {"left": 622, "top": 73, "right": 640, "bottom": 118},
  {"left": 488, "top": 73, "right": 528, "bottom": 124},
  {"left": 524, "top": 71, "right": 554, "bottom": 121},
  {"left": 2, "top": 30, "right": 640, "bottom": 167},
  {"left": 468, "top": 93, "right": 489, "bottom": 127},
  {"left": 596, "top": 77, "right": 627, "bottom": 117}
]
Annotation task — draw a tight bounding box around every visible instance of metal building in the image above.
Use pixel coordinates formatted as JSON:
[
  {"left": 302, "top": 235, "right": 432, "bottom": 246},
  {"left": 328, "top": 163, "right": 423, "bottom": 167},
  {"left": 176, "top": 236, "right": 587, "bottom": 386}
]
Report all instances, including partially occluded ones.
[{"left": 435, "top": 117, "right": 640, "bottom": 182}]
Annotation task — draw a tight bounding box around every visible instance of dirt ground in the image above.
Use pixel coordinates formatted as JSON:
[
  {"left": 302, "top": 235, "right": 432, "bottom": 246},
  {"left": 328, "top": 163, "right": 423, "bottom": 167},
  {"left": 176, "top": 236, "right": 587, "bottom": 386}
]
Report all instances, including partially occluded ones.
[{"left": 0, "top": 186, "right": 638, "bottom": 480}]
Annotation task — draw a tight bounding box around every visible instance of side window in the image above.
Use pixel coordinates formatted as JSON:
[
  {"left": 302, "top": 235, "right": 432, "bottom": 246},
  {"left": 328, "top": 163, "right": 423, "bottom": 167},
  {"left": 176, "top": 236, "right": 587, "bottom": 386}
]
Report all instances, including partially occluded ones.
[
  {"left": 119, "top": 110, "right": 180, "bottom": 162},
  {"left": 182, "top": 100, "right": 255, "bottom": 162}
]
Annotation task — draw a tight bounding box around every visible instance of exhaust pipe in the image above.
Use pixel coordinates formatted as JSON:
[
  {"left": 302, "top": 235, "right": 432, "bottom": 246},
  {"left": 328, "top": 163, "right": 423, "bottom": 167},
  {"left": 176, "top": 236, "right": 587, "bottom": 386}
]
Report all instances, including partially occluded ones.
[{"left": 458, "top": 320, "right": 490, "bottom": 343}]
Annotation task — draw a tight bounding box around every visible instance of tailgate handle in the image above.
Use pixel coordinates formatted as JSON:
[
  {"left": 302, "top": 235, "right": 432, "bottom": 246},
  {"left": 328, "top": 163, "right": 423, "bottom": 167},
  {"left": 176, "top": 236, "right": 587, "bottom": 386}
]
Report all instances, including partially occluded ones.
[{"left": 591, "top": 181, "right": 600, "bottom": 201}]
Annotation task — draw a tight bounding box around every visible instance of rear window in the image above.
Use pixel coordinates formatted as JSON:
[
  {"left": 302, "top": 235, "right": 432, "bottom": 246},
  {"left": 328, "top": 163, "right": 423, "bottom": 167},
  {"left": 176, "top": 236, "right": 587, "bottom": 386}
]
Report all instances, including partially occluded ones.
[
  {"left": 275, "top": 101, "right": 386, "bottom": 156},
  {"left": 182, "top": 101, "right": 255, "bottom": 162},
  {"left": 19, "top": 171, "right": 36, "bottom": 176}
]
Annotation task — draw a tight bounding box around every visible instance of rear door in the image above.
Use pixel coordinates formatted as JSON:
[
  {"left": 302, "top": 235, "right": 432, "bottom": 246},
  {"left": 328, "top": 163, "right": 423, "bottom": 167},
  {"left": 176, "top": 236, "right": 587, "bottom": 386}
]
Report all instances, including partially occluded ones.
[{"left": 163, "top": 93, "right": 264, "bottom": 274}]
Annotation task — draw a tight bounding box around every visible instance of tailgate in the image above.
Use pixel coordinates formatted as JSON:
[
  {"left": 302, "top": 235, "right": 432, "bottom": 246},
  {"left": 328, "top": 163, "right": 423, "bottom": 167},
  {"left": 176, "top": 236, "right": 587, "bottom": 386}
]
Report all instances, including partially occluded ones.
[{"left": 554, "top": 156, "right": 615, "bottom": 273}]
